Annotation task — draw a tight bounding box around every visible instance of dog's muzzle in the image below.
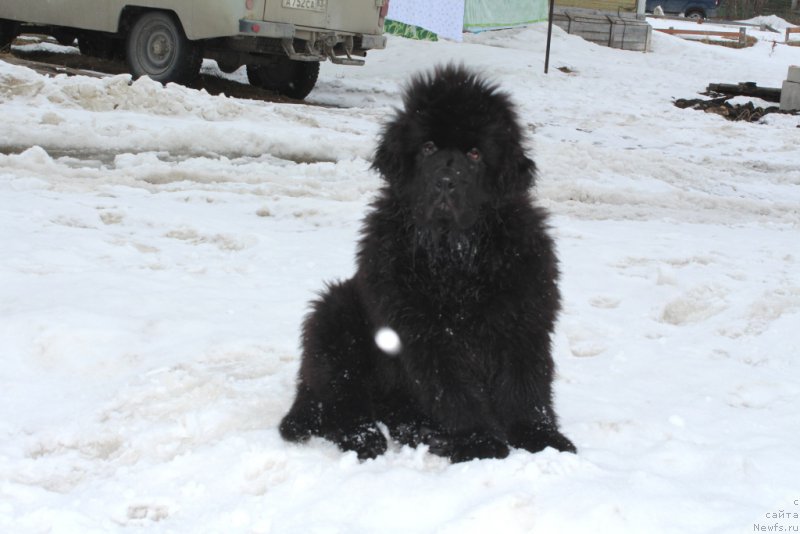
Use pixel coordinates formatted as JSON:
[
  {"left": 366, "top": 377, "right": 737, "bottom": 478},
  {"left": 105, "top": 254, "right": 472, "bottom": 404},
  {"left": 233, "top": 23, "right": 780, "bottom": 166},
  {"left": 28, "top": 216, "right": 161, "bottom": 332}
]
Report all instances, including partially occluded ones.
[{"left": 428, "top": 173, "right": 459, "bottom": 222}]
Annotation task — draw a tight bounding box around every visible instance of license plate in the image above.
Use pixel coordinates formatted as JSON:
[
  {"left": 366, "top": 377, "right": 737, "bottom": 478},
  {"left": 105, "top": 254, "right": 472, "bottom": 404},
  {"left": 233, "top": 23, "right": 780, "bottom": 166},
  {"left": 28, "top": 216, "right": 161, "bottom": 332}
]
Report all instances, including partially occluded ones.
[{"left": 282, "top": 0, "right": 327, "bottom": 12}]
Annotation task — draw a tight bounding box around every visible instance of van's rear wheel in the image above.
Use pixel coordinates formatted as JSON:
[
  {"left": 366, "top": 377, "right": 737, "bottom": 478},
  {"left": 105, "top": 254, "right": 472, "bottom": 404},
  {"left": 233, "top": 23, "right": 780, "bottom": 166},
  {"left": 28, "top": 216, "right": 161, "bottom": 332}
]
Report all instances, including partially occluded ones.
[
  {"left": 126, "top": 11, "right": 201, "bottom": 85},
  {"left": 247, "top": 58, "right": 320, "bottom": 100},
  {"left": 685, "top": 9, "right": 705, "bottom": 20}
]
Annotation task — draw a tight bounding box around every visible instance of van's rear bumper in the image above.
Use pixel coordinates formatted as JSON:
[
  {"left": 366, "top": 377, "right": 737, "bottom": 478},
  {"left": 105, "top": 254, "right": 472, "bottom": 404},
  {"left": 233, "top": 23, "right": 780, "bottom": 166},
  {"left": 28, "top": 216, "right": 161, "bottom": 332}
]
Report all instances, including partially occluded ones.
[{"left": 239, "top": 19, "right": 386, "bottom": 50}]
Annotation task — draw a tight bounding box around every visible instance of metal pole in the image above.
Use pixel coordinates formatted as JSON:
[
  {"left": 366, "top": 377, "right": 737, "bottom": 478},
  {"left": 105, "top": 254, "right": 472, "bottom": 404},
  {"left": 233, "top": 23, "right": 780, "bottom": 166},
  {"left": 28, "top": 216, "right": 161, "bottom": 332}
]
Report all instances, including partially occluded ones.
[{"left": 545, "top": 0, "right": 556, "bottom": 73}]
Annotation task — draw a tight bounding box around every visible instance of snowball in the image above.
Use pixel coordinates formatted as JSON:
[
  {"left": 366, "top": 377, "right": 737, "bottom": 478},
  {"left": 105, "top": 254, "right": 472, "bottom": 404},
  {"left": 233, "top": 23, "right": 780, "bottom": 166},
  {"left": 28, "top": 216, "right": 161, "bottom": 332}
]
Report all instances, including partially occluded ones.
[
  {"left": 669, "top": 415, "right": 685, "bottom": 428},
  {"left": 374, "top": 327, "right": 402, "bottom": 355}
]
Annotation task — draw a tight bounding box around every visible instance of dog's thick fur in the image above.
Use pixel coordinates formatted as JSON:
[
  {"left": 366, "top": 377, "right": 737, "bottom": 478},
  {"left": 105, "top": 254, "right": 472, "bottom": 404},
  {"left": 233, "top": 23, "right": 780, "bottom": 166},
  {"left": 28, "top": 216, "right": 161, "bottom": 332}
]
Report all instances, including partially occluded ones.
[{"left": 279, "top": 65, "right": 575, "bottom": 462}]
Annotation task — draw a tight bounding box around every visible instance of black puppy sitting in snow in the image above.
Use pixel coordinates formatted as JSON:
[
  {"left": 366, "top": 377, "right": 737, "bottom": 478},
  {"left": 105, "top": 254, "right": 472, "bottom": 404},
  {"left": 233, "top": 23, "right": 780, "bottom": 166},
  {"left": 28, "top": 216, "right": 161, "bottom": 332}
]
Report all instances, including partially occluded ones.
[{"left": 279, "top": 65, "right": 575, "bottom": 462}]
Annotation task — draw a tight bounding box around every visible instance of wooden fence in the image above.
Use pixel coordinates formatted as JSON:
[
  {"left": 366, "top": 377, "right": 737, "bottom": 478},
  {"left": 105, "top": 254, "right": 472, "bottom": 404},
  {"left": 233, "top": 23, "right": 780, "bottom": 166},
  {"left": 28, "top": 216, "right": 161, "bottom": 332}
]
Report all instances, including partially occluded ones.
[
  {"left": 787, "top": 27, "right": 800, "bottom": 42},
  {"left": 656, "top": 27, "right": 748, "bottom": 46}
]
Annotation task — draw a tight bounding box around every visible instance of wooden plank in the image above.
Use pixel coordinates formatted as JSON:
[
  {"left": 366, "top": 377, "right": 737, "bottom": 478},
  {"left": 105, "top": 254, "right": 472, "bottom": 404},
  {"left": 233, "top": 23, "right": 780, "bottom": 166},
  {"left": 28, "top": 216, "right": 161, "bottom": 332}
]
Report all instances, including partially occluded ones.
[
  {"left": 562, "top": 25, "right": 613, "bottom": 35},
  {"left": 557, "top": 0, "right": 637, "bottom": 11},
  {"left": 657, "top": 28, "right": 740, "bottom": 38},
  {"left": 657, "top": 27, "right": 747, "bottom": 45}
]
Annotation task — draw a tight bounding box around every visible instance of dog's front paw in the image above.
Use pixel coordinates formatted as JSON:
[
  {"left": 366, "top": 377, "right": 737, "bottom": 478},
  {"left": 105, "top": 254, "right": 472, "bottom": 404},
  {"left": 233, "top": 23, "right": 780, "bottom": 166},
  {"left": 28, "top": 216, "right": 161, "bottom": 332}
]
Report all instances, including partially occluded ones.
[
  {"left": 329, "top": 422, "right": 388, "bottom": 460},
  {"left": 279, "top": 412, "right": 316, "bottom": 443},
  {"left": 428, "top": 431, "right": 509, "bottom": 463},
  {"left": 509, "top": 423, "right": 577, "bottom": 454},
  {"left": 388, "top": 420, "right": 443, "bottom": 448}
]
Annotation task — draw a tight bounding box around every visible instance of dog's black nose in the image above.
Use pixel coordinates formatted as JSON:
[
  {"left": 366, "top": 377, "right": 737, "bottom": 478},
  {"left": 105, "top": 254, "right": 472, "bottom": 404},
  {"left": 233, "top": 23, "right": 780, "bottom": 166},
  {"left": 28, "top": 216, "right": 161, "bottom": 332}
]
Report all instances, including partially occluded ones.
[{"left": 435, "top": 175, "right": 455, "bottom": 193}]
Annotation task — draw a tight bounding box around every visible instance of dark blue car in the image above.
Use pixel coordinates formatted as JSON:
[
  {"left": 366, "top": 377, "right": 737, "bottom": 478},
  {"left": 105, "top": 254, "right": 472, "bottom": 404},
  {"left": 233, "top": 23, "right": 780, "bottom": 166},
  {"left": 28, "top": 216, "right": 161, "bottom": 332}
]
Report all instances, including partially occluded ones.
[{"left": 646, "top": 0, "right": 722, "bottom": 19}]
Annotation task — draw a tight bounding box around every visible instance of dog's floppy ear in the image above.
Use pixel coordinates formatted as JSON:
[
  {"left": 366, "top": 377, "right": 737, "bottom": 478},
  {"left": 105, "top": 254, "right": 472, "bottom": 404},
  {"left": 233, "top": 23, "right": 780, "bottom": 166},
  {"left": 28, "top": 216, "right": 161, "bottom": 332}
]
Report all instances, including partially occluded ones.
[
  {"left": 372, "top": 116, "right": 404, "bottom": 182},
  {"left": 372, "top": 110, "right": 419, "bottom": 187},
  {"left": 501, "top": 146, "right": 536, "bottom": 195},
  {"left": 372, "top": 69, "right": 435, "bottom": 186},
  {"left": 494, "top": 92, "right": 536, "bottom": 196}
]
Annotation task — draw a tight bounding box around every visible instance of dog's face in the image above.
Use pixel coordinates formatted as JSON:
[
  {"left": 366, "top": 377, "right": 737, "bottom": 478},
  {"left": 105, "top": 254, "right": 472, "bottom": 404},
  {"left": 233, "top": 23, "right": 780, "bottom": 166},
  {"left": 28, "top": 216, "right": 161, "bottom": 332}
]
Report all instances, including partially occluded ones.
[
  {"left": 409, "top": 140, "right": 490, "bottom": 232},
  {"left": 373, "top": 65, "right": 535, "bottom": 238}
]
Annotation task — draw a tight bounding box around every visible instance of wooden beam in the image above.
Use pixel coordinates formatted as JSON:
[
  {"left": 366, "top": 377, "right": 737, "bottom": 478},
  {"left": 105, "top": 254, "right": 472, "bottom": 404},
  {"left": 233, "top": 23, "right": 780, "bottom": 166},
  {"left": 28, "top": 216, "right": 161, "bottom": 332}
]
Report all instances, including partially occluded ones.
[
  {"left": 707, "top": 82, "right": 782, "bottom": 103},
  {"left": 657, "top": 28, "right": 741, "bottom": 39}
]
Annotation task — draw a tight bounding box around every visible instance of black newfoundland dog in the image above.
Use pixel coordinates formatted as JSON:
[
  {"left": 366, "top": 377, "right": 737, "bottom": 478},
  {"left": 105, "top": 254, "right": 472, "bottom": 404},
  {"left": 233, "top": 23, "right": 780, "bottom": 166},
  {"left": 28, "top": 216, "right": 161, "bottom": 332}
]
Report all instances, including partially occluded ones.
[{"left": 280, "top": 65, "right": 575, "bottom": 462}]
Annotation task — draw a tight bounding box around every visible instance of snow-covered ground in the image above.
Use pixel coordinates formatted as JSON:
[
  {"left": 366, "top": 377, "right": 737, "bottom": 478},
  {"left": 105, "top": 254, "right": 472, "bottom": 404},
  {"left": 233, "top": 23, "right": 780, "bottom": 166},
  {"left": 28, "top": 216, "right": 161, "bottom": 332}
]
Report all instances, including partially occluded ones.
[{"left": 1, "top": 19, "right": 799, "bottom": 534}]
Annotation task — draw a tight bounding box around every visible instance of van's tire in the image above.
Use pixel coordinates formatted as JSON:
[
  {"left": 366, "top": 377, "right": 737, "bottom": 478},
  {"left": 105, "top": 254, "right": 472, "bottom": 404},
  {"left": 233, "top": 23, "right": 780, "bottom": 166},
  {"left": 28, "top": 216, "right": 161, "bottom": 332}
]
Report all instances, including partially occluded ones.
[
  {"left": 247, "top": 58, "right": 320, "bottom": 100},
  {"left": 685, "top": 9, "right": 705, "bottom": 20},
  {"left": 0, "top": 19, "right": 18, "bottom": 48},
  {"left": 126, "top": 11, "right": 202, "bottom": 85}
]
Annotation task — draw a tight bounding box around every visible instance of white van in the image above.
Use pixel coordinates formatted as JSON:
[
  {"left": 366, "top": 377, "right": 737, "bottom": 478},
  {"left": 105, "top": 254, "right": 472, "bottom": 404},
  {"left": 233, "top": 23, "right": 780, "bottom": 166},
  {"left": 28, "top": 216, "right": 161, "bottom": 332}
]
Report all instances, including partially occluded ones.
[{"left": 0, "top": 0, "right": 389, "bottom": 99}]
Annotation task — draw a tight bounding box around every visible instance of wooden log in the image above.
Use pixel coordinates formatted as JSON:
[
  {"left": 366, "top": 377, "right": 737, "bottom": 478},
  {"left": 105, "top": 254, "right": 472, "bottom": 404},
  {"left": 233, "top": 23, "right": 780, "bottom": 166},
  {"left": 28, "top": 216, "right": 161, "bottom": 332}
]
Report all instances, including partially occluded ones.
[{"left": 706, "top": 82, "right": 782, "bottom": 103}]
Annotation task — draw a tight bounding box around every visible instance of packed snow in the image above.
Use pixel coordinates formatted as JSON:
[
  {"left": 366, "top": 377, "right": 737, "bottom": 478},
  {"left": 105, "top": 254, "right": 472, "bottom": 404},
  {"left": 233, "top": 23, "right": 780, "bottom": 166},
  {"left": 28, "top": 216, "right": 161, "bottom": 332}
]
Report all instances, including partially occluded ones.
[{"left": 1, "top": 19, "right": 800, "bottom": 534}]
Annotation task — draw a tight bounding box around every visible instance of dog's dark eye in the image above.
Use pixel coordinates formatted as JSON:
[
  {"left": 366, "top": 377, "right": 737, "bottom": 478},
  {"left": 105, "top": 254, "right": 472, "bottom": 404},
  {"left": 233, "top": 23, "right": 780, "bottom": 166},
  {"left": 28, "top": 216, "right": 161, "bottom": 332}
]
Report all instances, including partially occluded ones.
[
  {"left": 466, "top": 148, "right": 481, "bottom": 162},
  {"left": 421, "top": 141, "right": 437, "bottom": 156}
]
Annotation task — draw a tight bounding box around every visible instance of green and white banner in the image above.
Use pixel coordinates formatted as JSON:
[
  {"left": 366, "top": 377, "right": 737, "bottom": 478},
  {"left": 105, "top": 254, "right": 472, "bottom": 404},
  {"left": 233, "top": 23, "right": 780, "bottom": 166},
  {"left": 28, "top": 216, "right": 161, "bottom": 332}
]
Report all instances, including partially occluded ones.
[
  {"left": 386, "top": 0, "right": 465, "bottom": 41},
  {"left": 386, "top": 0, "right": 550, "bottom": 42},
  {"left": 464, "top": 0, "right": 549, "bottom": 32}
]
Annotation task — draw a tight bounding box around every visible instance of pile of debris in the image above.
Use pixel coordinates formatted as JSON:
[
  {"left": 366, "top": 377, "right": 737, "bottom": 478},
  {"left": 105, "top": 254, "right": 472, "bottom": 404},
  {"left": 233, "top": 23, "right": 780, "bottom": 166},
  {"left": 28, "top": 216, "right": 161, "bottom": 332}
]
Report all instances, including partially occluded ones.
[
  {"left": 674, "top": 81, "right": 798, "bottom": 122},
  {"left": 673, "top": 96, "right": 782, "bottom": 122}
]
